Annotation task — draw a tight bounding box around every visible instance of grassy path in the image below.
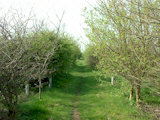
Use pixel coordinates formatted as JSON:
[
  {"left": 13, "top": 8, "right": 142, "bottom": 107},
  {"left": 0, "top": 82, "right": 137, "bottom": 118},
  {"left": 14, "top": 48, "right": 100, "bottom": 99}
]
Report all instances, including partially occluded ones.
[
  {"left": 72, "top": 77, "right": 83, "bottom": 120},
  {"left": 18, "top": 60, "right": 156, "bottom": 120}
]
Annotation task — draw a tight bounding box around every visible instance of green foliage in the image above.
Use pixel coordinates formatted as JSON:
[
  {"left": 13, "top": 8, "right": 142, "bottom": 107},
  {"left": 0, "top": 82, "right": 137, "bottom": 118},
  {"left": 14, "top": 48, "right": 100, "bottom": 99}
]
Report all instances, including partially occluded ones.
[
  {"left": 83, "top": 0, "right": 160, "bottom": 106},
  {"left": 83, "top": 44, "right": 98, "bottom": 68},
  {"left": 0, "top": 28, "right": 57, "bottom": 119},
  {"left": 52, "top": 34, "right": 81, "bottom": 76},
  {"left": 0, "top": 23, "right": 81, "bottom": 119},
  {"left": 27, "top": 30, "right": 57, "bottom": 79}
]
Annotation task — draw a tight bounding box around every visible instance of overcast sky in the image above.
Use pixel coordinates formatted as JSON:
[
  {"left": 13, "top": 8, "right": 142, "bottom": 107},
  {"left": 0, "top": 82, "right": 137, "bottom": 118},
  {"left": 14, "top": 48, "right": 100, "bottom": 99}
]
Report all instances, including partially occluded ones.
[{"left": 0, "top": 0, "right": 95, "bottom": 51}]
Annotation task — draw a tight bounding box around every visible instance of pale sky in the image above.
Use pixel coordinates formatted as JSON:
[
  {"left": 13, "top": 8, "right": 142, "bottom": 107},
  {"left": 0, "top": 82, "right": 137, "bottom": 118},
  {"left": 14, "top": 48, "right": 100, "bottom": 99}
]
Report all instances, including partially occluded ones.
[{"left": 0, "top": 0, "right": 95, "bottom": 51}]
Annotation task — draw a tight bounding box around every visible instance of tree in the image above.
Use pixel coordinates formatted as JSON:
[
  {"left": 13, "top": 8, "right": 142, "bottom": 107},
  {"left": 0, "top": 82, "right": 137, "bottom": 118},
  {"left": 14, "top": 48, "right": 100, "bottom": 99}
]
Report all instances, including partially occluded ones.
[
  {"left": 83, "top": 44, "right": 98, "bottom": 68},
  {"left": 84, "top": 0, "right": 160, "bottom": 107},
  {"left": 28, "top": 30, "right": 56, "bottom": 99},
  {"left": 0, "top": 12, "right": 35, "bottom": 119},
  {"left": 0, "top": 11, "right": 56, "bottom": 119},
  {"left": 52, "top": 33, "right": 81, "bottom": 76}
]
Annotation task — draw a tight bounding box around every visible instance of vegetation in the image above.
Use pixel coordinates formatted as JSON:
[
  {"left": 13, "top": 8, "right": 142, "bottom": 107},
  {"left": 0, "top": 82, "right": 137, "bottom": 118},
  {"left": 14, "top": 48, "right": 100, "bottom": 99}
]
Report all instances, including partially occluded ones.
[
  {"left": 17, "top": 60, "right": 157, "bottom": 120},
  {"left": 83, "top": 44, "right": 98, "bottom": 68},
  {"left": 0, "top": 11, "right": 81, "bottom": 120},
  {"left": 83, "top": 0, "right": 160, "bottom": 108},
  {"left": 0, "top": 0, "right": 160, "bottom": 119},
  {"left": 52, "top": 34, "right": 81, "bottom": 76}
]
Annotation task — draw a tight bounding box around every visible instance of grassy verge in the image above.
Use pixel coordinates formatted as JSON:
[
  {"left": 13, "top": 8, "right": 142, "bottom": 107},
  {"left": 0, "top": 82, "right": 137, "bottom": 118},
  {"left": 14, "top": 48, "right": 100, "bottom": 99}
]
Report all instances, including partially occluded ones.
[
  {"left": 17, "top": 70, "right": 79, "bottom": 120},
  {"left": 18, "top": 60, "right": 157, "bottom": 120},
  {"left": 75, "top": 61, "right": 156, "bottom": 120}
]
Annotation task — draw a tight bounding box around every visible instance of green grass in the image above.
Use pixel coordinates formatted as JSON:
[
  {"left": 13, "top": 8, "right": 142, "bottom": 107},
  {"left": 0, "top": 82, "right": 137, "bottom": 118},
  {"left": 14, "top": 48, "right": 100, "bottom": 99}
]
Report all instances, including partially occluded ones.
[
  {"left": 18, "top": 60, "right": 157, "bottom": 120},
  {"left": 18, "top": 72, "right": 79, "bottom": 120},
  {"left": 75, "top": 60, "right": 156, "bottom": 120}
]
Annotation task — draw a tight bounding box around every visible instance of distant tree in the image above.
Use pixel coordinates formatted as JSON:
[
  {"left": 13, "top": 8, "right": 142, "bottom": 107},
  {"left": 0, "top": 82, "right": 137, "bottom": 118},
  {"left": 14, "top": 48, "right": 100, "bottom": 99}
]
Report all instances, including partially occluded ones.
[
  {"left": 83, "top": 44, "right": 98, "bottom": 68},
  {"left": 52, "top": 34, "right": 81, "bottom": 76}
]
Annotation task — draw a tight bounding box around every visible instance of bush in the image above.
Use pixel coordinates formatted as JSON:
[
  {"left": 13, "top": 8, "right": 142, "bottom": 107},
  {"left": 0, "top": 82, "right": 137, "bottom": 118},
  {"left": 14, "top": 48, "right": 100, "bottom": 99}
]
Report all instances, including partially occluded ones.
[{"left": 83, "top": 44, "right": 98, "bottom": 68}]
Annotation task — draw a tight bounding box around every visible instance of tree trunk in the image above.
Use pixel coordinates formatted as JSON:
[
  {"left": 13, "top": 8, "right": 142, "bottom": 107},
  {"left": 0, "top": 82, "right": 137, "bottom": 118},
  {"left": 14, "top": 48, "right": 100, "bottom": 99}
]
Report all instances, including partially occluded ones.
[
  {"left": 25, "top": 83, "right": 29, "bottom": 96},
  {"left": 39, "top": 78, "right": 41, "bottom": 100},
  {"left": 129, "top": 83, "right": 134, "bottom": 101},
  {"left": 8, "top": 109, "right": 16, "bottom": 120},
  {"left": 136, "top": 83, "right": 141, "bottom": 107},
  {"left": 49, "top": 77, "right": 52, "bottom": 88},
  {"left": 8, "top": 100, "right": 17, "bottom": 120}
]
